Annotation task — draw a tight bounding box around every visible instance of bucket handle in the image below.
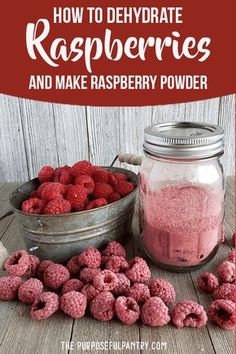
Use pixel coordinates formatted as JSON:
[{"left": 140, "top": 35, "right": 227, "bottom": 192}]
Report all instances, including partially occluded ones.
[
  {"left": 111, "top": 153, "right": 143, "bottom": 167},
  {"left": 0, "top": 210, "right": 14, "bottom": 221}
]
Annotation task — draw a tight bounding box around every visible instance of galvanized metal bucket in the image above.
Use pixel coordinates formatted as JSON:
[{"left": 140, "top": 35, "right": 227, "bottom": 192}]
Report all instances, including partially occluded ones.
[{"left": 9, "top": 167, "right": 138, "bottom": 263}]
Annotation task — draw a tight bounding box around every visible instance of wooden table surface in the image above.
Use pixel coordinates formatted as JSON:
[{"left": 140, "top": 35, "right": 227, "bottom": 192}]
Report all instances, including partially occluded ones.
[{"left": 0, "top": 178, "right": 234, "bottom": 354}]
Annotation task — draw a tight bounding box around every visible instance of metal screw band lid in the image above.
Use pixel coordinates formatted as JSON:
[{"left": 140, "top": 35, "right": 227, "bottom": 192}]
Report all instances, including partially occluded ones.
[{"left": 143, "top": 122, "right": 224, "bottom": 159}]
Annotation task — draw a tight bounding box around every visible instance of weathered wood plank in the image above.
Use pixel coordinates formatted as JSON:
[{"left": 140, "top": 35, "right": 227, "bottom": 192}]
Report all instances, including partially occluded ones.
[
  {"left": 224, "top": 177, "right": 235, "bottom": 246},
  {"left": 152, "top": 103, "right": 186, "bottom": 123},
  {"left": 184, "top": 98, "right": 220, "bottom": 123},
  {"left": 0, "top": 183, "right": 20, "bottom": 240}
]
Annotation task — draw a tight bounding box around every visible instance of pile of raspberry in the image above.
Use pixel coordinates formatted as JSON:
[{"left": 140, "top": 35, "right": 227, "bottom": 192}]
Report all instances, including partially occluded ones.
[
  {"left": 196, "top": 232, "right": 235, "bottom": 330},
  {"left": 21, "top": 160, "right": 135, "bottom": 215},
  {"left": 0, "top": 240, "right": 234, "bottom": 330}
]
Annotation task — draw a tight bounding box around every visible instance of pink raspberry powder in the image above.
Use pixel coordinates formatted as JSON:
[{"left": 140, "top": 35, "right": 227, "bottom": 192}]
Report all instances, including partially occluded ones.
[
  {"left": 128, "top": 283, "right": 150, "bottom": 304},
  {"left": 81, "top": 284, "right": 100, "bottom": 303},
  {"left": 208, "top": 299, "right": 235, "bottom": 329},
  {"left": 213, "top": 283, "right": 235, "bottom": 302},
  {"left": 171, "top": 300, "right": 207, "bottom": 328},
  {"left": 62, "top": 278, "right": 84, "bottom": 295},
  {"left": 149, "top": 278, "right": 176, "bottom": 305},
  {"left": 197, "top": 272, "right": 219, "bottom": 293},
  {"left": 78, "top": 247, "right": 101, "bottom": 269},
  {"left": 79, "top": 268, "right": 100, "bottom": 284},
  {"left": 125, "top": 257, "right": 151, "bottom": 284},
  {"left": 4, "top": 249, "right": 30, "bottom": 277},
  {"left": 60, "top": 291, "right": 87, "bottom": 319},
  {"left": 142, "top": 185, "right": 223, "bottom": 267},
  {"left": 31, "top": 292, "right": 59, "bottom": 320},
  {"left": 112, "top": 273, "right": 131, "bottom": 296},
  {"left": 141, "top": 297, "right": 170, "bottom": 327},
  {"left": 0, "top": 276, "right": 23, "bottom": 301},
  {"left": 218, "top": 261, "right": 235, "bottom": 283},
  {"left": 105, "top": 255, "right": 129, "bottom": 273},
  {"left": 43, "top": 264, "right": 70, "bottom": 290},
  {"left": 93, "top": 270, "right": 118, "bottom": 292},
  {"left": 18, "top": 278, "right": 43, "bottom": 304},
  {"left": 115, "top": 296, "right": 140, "bottom": 325},
  {"left": 90, "top": 291, "right": 115, "bottom": 321}
]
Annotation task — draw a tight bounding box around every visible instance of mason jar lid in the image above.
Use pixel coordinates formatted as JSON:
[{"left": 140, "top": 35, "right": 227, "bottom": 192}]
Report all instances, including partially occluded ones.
[{"left": 144, "top": 122, "right": 224, "bottom": 159}]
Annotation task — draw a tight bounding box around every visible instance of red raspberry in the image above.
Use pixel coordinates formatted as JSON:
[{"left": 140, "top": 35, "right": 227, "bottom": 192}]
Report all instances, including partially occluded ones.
[
  {"left": 66, "top": 255, "right": 81, "bottom": 275},
  {"left": 4, "top": 249, "right": 30, "bottom": 277},
  {"left": 21, "top": 198, "right": 45, "bottom": 214},
  {"left": 37, "top": 182, "right": 50, "bottom": 198},
  {"left": 141, "top": 297, "right": 170, "bottom": 327},
  {"left": 93, "top": 270, "right": 118, "bottom": 292},
  {"left": 30, "top": 190, "right": 38, "bottom": 198},
  {"left": 36, "top": 260, "right": 54, "bottom": 279},
  {"left": 18, "top": 278, "right": 43, "bottom": 304},
  {"left": 85, "top": 198, "right": 108, "bottom": 210},
  {"left": 227, "top": 250, "right": 235, "bottom": 264},
  {"left": 115, "top": 181, "right": 134, "bottom": 197},
  {"left": 113, "top": 172, "right": 127, "bottom": 182},
  {"left": 171, "top": 300, "right": 207, "bottom": 328},
  {"left": 149, "top": 278, "right": 176, "bottom": 305},
  {"left": 75, "top": 175, "right": 95, "bottom": 194},
  {"left": 218, "top": 261, "right": 235, "bottom": 283},
  {"left": 54, "top": 166, "right": 72, "bottom": 185},
  {"left": 115, "top": 296, "right": 140, "bottom": 325},
  {"left": 125, "top": 257, "right": 151, "bottom": 284},
  {"left": 208, "top": 299, "right": 235, "bottom": 329},
  {"left": 128, "top": 283, "right": 150, "bottom": 304},
  {"left": 71, "top": 160, "right": 93, "bottom": 178},
  {"left": 90, "top": 291, "right": 115, "bottom": 321},
  {"left": 93, "top": 183, "right": 113, "bottom": 199},
  {"left": 43, "top": 198, "right": 71, "bottom": 215},
  {"left": 105, "top": 256, "right": 129, "bottom": 273},
  {"left": 41, "top": 182, "right": 65, "bottom": 202},
  {"left": 38, "top": 166, "right": 55, "bottom": 183},
  {"left": 197, "top": 272, "right": 219, "bottom": 293},
  {"left": 78, "top": 247, "right": 101, "bottom": 269},
  {"left": 25, "top": 255, "right": 40, "bottom": 278},
  {"left": 79, "top": 268, "right": 100, "bottom": 284},
  {"left": 101, "top": 241, "right": 126, "bottom": 258},
  {"left": 108, "top": 174, "right": 118, "bottom": 188},
  {"left": 213, "top": 283, "right": 236, "bottom": 302},
  {"left": 66, "top": 184, "right": 88, "bottom": 210},
  {"left": 62, "top": 279, "right": 84, "bottom": 294},
  {"left": 232, "top": 233, "right": 235, "bottom": 247},
  {"left": 60, "top": 291, "right": 87, "bottom": 318},
  {"left": 112, "top": 273, "right": 130, "bottom": 296},
  {"left": 0, "top": 276, "right": 23, "bottom": 301},
  {"left": 92, "top": 169, "right": 109, "bottom": 184},
  {"left": 43, "top": 264, "right": 70, "bottom": 290},
  {"left": 31, "top": 292, "right": 59, "bottom": 320},
  {"left": 81, "top": 284, "right": 100, "bottom": 303},
  {"left": 107, "top": 192, "right": 121, "bottom": 204}
]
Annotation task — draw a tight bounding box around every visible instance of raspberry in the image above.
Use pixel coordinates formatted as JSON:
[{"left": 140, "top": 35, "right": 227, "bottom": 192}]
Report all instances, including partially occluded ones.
[
  {"left": 108, "top": 174, "right": 118, "bottom": 188},
  {"left": 197, "top": 272, "right": 219, "bottom": 293},
  {"left": 101, "top": 241, "right": 126, "bottom": 258},
  {"left": 21, "top": 198, "right": 45, "bottom": 214},
  {"left": 93, "top": 270, "right": 118, "bottom": 291},
  {"left": 232, "top": 233, "right": 235, "bottom": 247},
  {"left": 81, "top": 284, "right": 100, "bottom": 303},
  {"left": 18, "top": 278, "right": 43, "bottom": 304},
  {"left": 43, "top": 264, "right": 70, "bottom": 290},
  {"left": 213, "top": 283, "right": 236, "bottom": 302},
  {"left": 149, "top": 278, "right": 176, "bottom": 305},
  {"left": 37, "top": 182, "right": 50, "bottom": 198},
  {"left": 75, "top": 175, "right": 95, "bottom": 194},
  {"left": 54, "top": 167, "right": 72, "bottom": 185},
  {"left": 31, "top": 292, "right": 59, "bottom": 320},
  {"left": 38, "top": 166, "right": 55, "bottom": 183},
  {"left": 113, "top": 172, "right": 127, "bottom": 182},
  {"left": 227, "top": 250, "right": 235, "bottom": 264},
  {"left": 36, "top": 260, "right": 54, "bottom": 279},
  {"left": 115, "top": 296, "right": 140, "bottom": 325},
  {"left": 218, "top": 261, "right": 235, "bottom": 283},
  {"left": 141, "top": 297, "right": 170, "bottom": 327},
  {"left": 30, "top": 190, "right": 38, "bottom": 198},
  {"left": 25, "top": 255, "right": 40, "bottom": 278},
  {"left": 62, "top": 279, "right": 84, "bottom": 294},
  {"left": 43, "top": 198, "right": 71, "bottom": 214},
  {"left": 171, "top": 300, "right": 207, "bottom": 328},
  {"left": 0, "top": 276, "right": 22, "bottom": 301},
  {"left": 66, "top": 255, "right": 80, "bottom": 275},
  {"left": 112, "top": 273, "right": 131, "bottom": 296},
  {"left": 128, "top": 283, "right": 150, "bottom": 304},
  {"left": 115, "top": 181, "right": 134, "bottom": 197},
  {"left": 79, "top": 268, "right": 100, "bottom": 284},
  {"left": 107, "top": 192, "right": 121, "bottom": 203},
  {"left": 85, "top": 198, "right": 108, "bottom": 210},
  {"left": 92, "top": 169, "right": 109, "bottom": 184},
  {"left": 4, "top": 249, "right": 30, "bottom": 277},
  {"left": 90, "top": 291, "right": 115, "bottom": 321},
  {"left": 208, "top": 299, "right": 235, "bottom": 329},
  {"left": 41, "top": 182, "right": 65, "bottom": 202},
  {"left": 125, "top": 257, "right": 151, "bottom": 284},
  {"left": 60, "top": 291, "right": 87, "bottom": 318},
  {"left": 71, "top": 160, "right": 93, "bottom": 177},
  {"left": 93, "top": 183, "right": 113, "bottom": 199},
  {"left": 105, "top": 256, "right": 129, "bottom": 273},
  {"left": 66, "top": 184, "right": 88, "bottom": 210},
  {"left": 78, "top": 247, "right": 101, "bottom": 269}
]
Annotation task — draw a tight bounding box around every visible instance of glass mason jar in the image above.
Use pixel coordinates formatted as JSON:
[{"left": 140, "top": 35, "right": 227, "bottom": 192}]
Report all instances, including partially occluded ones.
[{"left": 139, "top": 122, "right": 225, "bottom": 272}]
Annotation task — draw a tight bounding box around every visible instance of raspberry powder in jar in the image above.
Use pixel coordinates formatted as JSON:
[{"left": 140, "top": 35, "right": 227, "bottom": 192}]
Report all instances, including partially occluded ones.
[{"left": 139, "top": 122, "right": 225, "bottom": 272}]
